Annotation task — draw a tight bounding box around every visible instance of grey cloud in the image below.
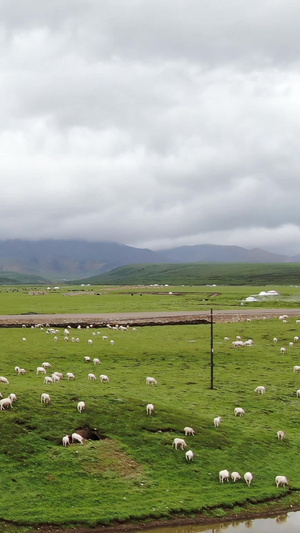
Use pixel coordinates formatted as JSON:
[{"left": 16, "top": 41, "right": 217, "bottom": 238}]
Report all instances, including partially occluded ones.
[{"left": 0, "top": 1, "right": 300, "bottom": 255}]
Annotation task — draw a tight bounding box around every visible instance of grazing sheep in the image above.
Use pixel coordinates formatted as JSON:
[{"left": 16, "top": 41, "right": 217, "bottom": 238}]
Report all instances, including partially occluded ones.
[
  {"left": 172, "top": 438, "right": 187, "bottom": 450},
  {"left": 62, "top": 435, "right": 71, "bottom": 446},
  {"left": 244, "top": 339, "right": 254, "bottom": 346},
  {"left": 232, "top": 341, "right": 245, "bottom": 347},
  {"left": 254, "top": 386, "right": 266, "bottom": 395},
  {"left": 88, "top": 339, "right": 93, "bottom": 345},
  {"left": 273, "top": 337, "right": 278, "bottom": 343},
  {"left": 110, "top": 340, "right": 115, "bottom": 345},
  {"left": 224, "top": 337, "right": 230, "bottom": 341},
  {"left": 41, "top": 393, "right": 51, "bottom": 404},
  {"left": 294, "top": 366, "right": 300, "bottom": 372},
  {"left": 146, "top": 377, "right": 157, "bottom": 386},
  {"left": 214, "top": 416, "right": 222, "bottom": 427},
  {"left": 231, "top": 471, "right": 241, "bottom": 482},
  {"left": 277, "top": 430, "right": 285, "bottom": 441},
  {"left": 100, "top": 374, "right": 110, "bottom": 383},
  {"left": 88, "top": 373, "right": 97, "bottom": 381},
  {"left": 64, "top": 336, "right": 69, "bottom": 342},
  {"left": 280, "top": 347, "right": 286, "bottom": 353},
  {"left": 15, "top": 366, "right": 26, "bottom": 375},
  {"left": 185, "top": 450, "right": 194, "bottom": 462},
  {"left": 102, "top": 336, "right": 109, "bottom": 340},
  {"left": 0, "top": 397, "right": 12, "bottom": 410},
  {"left": 297, "top": 390, "right": 300, "bottom": 398},
  {"left": 146, "top": 403, "right": 155, "bottom": 415},
  {"left": 275, "top": 475, "right": 289, "bottom": 488},
  {"left": 93, "top": 358, "right": 101, "bottom": 365},
  {"left": 219, "top": 469, "right": 230, "bottom": 483},
  {"left": 294, "top": 336, "right": 299, "bottom": 342},
  {"left": 184, "top": 426, "right": 195, "bottom": 436},
  {"left": 71, "top": 432, "right": 84, "bottom": 444},
  {"left": 44, "top": 376, "right": 53, "bottom": 385},
  {"left": 77, "top": 401, "right": 85, "bottom": 413},
  {"left": 84, "top": 356, "right": 91, "bottom": 362},
  {"left": 244, "top": 472, "right": 253, "bottom": 486},
  {"left": 42, "top": 362, "right": 51, "bottom": 369},
  {"left": 51, "top": 374, "right": 61, "bottom": 383},
  {"left": 66, "top": 372, "right": 75, "bottom": 380},
  {"left": 9, "top": 393, "right": 17, "bottom": 403},
  {"left": 234, "top": 407, "right": 245, "bottom": 417},
  {"left": 53, "top": 372, "right": 63, "bottom": 379},
  {"left": 289, "top": 342, "right": 294, "bottom": 347},
  {"left": 36, "top": 367, "right": 46, "bottom": 375},
  {"left": 0, "top": 377, "right": 9, "bottom": 384}
]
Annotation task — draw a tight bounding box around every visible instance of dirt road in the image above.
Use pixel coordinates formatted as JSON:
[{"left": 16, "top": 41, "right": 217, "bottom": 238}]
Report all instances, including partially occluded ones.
[{"left": 1, "top": 308, "right": 300, "bottom": 327}]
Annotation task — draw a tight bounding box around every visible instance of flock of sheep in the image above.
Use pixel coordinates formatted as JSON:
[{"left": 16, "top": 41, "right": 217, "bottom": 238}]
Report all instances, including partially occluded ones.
[{"left": 1, "top": 315, "right": 297, "bottom": 493}]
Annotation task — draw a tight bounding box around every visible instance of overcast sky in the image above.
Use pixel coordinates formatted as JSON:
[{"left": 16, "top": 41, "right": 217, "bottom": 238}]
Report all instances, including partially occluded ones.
[{"left": 2, "top": 0, "right": 300, "bottom": 255}]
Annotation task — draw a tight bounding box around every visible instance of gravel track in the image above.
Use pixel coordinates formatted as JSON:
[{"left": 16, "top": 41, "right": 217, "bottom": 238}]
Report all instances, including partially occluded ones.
[{"left": 1, "top": 308, "right": 300, "bottom": 327}]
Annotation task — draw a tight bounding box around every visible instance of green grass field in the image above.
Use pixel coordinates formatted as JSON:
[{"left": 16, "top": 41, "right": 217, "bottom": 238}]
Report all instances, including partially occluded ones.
[
  {"left": 1, "top": 283, "right": 300, "bottom": 315},
  {"left": 1, "top": 315, "right": 300, "bottom": 526}
]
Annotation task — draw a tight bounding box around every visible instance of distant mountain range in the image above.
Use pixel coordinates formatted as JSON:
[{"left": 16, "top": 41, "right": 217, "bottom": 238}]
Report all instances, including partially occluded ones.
[{"left": 0, "top": 239, "right": 297, "bottom": 281}]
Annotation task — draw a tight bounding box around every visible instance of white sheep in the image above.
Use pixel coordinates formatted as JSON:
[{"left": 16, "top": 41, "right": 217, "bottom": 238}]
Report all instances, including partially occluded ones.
[
  {"left": 146, "top": 377, "right": 157, "bottom": 386},
  {"left": 100, "top": 374, "right": 110, "bottom": 383},
  {"left": 84, "top": 356, "right": 91, "bottom": 362},
  {"left": 275, "top": 475, "right": 289, "bottom": 488},
  {"left": 280, "top": 347, "right": 286, "bottom": 353},
  {"left": 110, "top": 340, "right": 115, "bottom": 345},
  {"left": 185, "top": 450, "right": 194, "bottom": 462},
  {"left": 93, "top": 358, "right": 101, "bottom": 365},
  {"left": 146, "top": 403, "right": 155, "bottom": 415},
  {"left": 44, "top": 376, "right": 53, "bottom": 385},
  {"left": 277, "top": 430, "right": 285, "bottom": 441},
  {"left": 294, "top": 336, "right": 299, "bottom": 342},
  {"left": 244, "top": 472, "right": 253, "bottom": 486},
  {"left": 289, "top": 342, "right": 294, "bottom": 347},
  {"left": 66, "top": 372, "right": 75, "bottom": 380},
  {"left": 172, "top": 438, "right": 187, "bottom": 450},
  {"left": 77, "top": 401, "right": 85, "bottom": 413},
  {"left": 214, "top": 416, "right": 222, "bottom": 427},
  {"left": 9, "top": 393, "right": 17, "bottom": 403},
  {"left": 88, "top": 339, "right": 93, "bottom": 345},
  {"left": 254, "top": 386, "right": 266, "bottom": 395},
  {"left": 62, "top": 435, "right": 71, "bottom": 446},
  {"left": 15, "top": 366, "right": 26, "bottom": 375},
  {"left": 41, "top": 393, "right": 51, "bottom": 404},
  {"left": 296, "top": 390, "right": 300, "bottom": 398},
  {"left": 294, "top": 366, "right": 300, "bottom": 372},
  {"left": 224, "top": 337, "right": 230, "bottom": 341},
  {"left": 0, "top": 397, "right": 12, "bottom": 410},
  {"left": 71, "top": 432, "right": 84, "bottom": 444},
  {"left": 232, "top": 341, "right": 245, "bottom": 347},
  {"left": 53, "top": 372, "right": 63, "bottom": 379},
  {"left": 36, "top": 367, "right": 46, "bottom": 375},
  {"left": 219, "top": 469, "right": 230, "bottom": 483},
  {"left": 244, "top": 339, "right": 254, "bottom": 346},
  {"left": 273, "top": 337, "right": 278, "bottom": 343},
  {"left": 0, "top": 377, "right": 9, "bottom": 384},
  {"left": 234, "top": 407, "right": 245, "bottom": 417},
  {"left": 231, "top": 471, "right": 241, "bottom": 482},
  {"left": 42, "top": 362, "right": 51, "bottom": 369},
  {"left": 51, "top": 374, "right": 61, "bottom": 383},
  {"left": 88, "top": 373, "right": 97, "bottom": 381},
  {"left": 184, "top": 426, "right": 195, "bottom": 436}
]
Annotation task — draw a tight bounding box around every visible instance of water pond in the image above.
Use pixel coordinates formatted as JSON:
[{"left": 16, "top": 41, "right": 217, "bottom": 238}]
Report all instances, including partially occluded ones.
[{"left": 135, "top": 510, "right": 300, "bottom": 533}]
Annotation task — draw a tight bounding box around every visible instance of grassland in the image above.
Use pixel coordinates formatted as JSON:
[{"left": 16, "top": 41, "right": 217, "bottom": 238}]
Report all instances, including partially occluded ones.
[
  {"left": 1, "top": 283, "right": 300, "bottom": 316},
  {"left": 1, "top": 315, "right": 300, "bottom": 526}
]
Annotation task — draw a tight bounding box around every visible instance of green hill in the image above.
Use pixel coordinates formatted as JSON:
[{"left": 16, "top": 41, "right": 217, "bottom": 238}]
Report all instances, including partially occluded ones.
[
  {"left": 72, "top": 262, "right": 300, "bottom": 286},
  {"left": 0, "top": 271, "right": 48, "bottom": 285}
]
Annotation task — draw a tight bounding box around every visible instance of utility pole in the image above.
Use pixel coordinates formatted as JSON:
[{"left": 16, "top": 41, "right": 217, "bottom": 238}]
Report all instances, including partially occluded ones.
[{"left": 210, "top": 308, "right": 214, "bottom": 389}]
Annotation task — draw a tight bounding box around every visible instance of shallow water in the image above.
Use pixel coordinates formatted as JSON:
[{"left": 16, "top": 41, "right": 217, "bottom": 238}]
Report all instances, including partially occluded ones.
[{"left": 136, "top": 510, "right": 300, "bottom": 533}]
